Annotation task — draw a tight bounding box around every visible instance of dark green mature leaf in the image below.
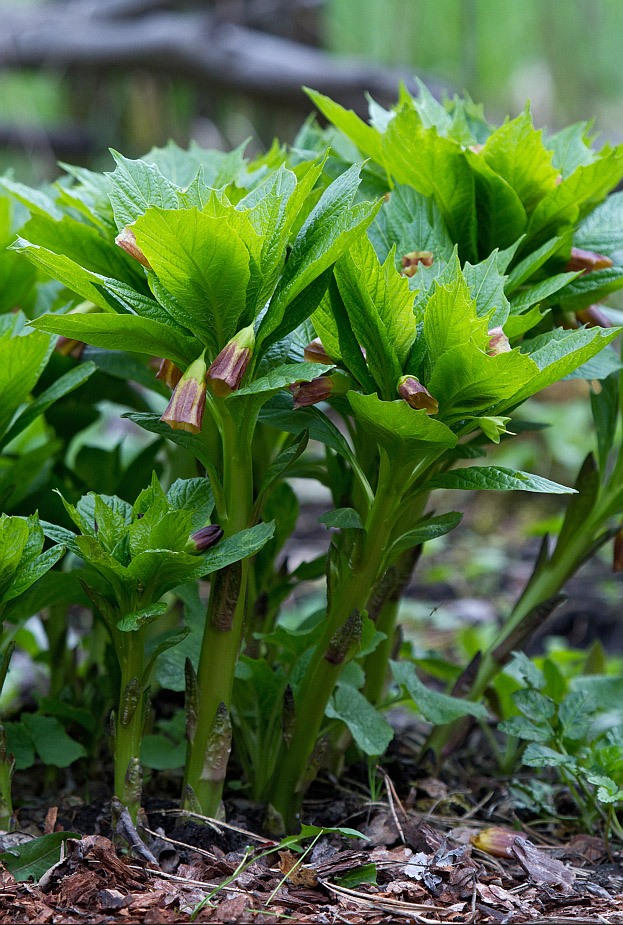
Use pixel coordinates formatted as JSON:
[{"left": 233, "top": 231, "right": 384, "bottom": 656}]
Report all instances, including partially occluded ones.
[
  {"left": 574, "top": 190, "right": 623, "bottom": 256},
  {"left": 527, "top": 149, "right": 623, "bottom": 243},
  {"left": 388, "top": 512, "right": 463, "bottom": 560},
  {"left": 122, "top": 413, "right": 219, "bottom": 480},
  {"left": 505, "top": 235, "right": 567, "bottom": 292},
  {"left": 232, "top": 362, "right": 331, "bottom": 398},
  {"left": 420, "top": 466, "right": 575, "bottom": 494},
  {"left": 522, "top": 744, "right": 577, "bottom": 769},
  {"left": 140, "top": 734, "right": 186, "bottom": 770},
  {"left": 319, "top": 508, "right": 364, "bottom": 530},
  {"left": 0, "top": 832, "right": 81, "bottom": 882},
  {"left": 0, "top": 361, "right": 95, "bottom": 450},
  {"left": 511, "top": 326, "right": 620, "bottom": 404},
  {"left": 22, "top": 714, "right": 87, "bottom": 767},
  {"left": 0, "top": 330, "right": 51, "bottom": 440},
  {"left": 201, "top": 522, "right": 275, "bottom": 572},
  {"left": 391, "top": 660, "right": 488, "bottom": 724},
  {"left": 258, "top": 429, "right": 309, "bottom": 496},
  {"left": 117, "top": 601, "right": 168, "bottom": 632},
  {"left": 348, "top": 392, "right": 457, "bottom": 454},
  {"left": 591, "top": 373, "right": 619, "bottom": 473},
  {"left": 464, "top": 147, "right": 527, "bottom": 254},
  {"left": 498, "top": 716, "right": 552, "bottom": 742},
  {"left": 30, "top": 311, "right": 197, "bottom": 369},
  {"left": 326, "top": 685, "right": 393, "bottom": 756},
  {"left": 558, "top": 266, "right": 623, "bottom": 313},
  {"left": 166, "top": 478, "right": 215, "bottom": 529},
  {"left": 558, "top": 691, "right": 596, "bottom": 740},
  {"left": 259, "top": 392, "right": 358, "bottom": 465},
  {"left": 0, "top": 516, "right": 29, "bottom": 600}
]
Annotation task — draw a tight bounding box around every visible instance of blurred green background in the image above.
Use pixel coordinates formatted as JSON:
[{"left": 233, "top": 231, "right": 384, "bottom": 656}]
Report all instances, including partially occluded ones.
[{"left": 2, "top": 0, "right": 622, "bottom": 183}]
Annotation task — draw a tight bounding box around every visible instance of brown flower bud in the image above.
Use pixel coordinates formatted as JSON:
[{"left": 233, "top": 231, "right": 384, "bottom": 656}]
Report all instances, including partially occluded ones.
[
  {"left": 472, "top": 827, "right": 518, "bottom": 858},
  {"left": 207, "top": 324, "right": 255, "bottom": 397},
  {"left": 575, "top": 305, "right": 613, "bottom": 329},
  {"left": 290, "top": 371, "right": 354, "bottom": 409},
  {"left": 487, "top": 326, "right": 511, "bottom": 355},
  {"left": 155, "top": 357, "right": 183, "bottom": 390},
  {"left": 55, "top": 336, "right": 86, "bottom": 359},
  {"left": 565, "top": 247, "right": 613, "bottom": 275},
  {"left": 469, "top": 143, "right": 484, "bottom": 154},
  {"left": 115, "top": 225, "right": 152, "bottom": 269},
  {"left": 397, "top": 376, "right": 439, "bottom": 414},
  {"left": 401, "top": 250, "right": 434, "bottom": 278},
  {"left": 303, "top": 337, "right": 333, "bottom": 365},
  {"left": 185, "top": 524, "right": 223, "bottom": 554},
  {"left": 160, "top": 351, "right": 207, "bottom": 434}
]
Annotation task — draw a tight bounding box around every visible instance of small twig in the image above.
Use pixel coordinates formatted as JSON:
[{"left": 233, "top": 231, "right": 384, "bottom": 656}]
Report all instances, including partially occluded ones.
[
  {"left": 139, "top": 825, "right": 220, "bottom": 862},
  {"left": 376, "top": 765, "right": 406, "bottom": 844},
  {"left": 159, "top": 808, "right": 272, "bottom": 843}
]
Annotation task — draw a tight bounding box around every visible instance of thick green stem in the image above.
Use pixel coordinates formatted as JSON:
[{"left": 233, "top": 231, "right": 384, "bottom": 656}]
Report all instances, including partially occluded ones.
[
  {"left": 267, "top": 450, "right": 403, "bottom": 830},
  {"left": 183, "top": 406, "right": 253, "bottom": 816},
  {"left": 0, "top": 725, "right": 14, "bottom": 830},
  {"left": 114, "top": 627, "right": 145, "bottom": 823}
]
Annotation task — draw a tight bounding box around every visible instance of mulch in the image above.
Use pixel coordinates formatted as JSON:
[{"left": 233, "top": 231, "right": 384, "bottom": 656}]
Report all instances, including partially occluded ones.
[{"left": 2, "top": 793, "right": 623, "bottom": 924}]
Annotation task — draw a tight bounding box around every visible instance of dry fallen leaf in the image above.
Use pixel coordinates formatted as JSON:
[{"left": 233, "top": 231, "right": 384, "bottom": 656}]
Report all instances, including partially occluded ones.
[{"left": 278, "top": 849, "right": 319, "bottom": 887}]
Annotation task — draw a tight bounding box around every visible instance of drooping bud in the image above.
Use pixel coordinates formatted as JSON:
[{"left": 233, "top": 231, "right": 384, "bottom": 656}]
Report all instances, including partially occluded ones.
[
  {"left": 290, "top": 371, "right": 354, "bottom": 409},
  {"left": 201, "top": 702, "right": 232, "bottom": 783},
  {"left": 614, "top": 528, "right": 623, "bottom": 573},
  {"left": 185, "top": 524, "right": 223, "bottom": 554},
  {"left": 397, "top": 375, "right": 439, "bottom": 414},
  {"left": 565, "top": 247, "right": 613, "bottom": 275},
  {"left": 55, "top": 336, "right": 86, "bottom": 359},
  {"left": 469, "top": 143, "right": 484, "bottom": 154},
  {"left": 575, "top": 305, "right": 613, "bottom": 329},
  {"left": 160, "top": 351, "right": 207, "bottom": 434},
  {"left": 324, "top": 609, "right": 363, "bottom": 665},
  {"left": 155, "top": 357, "right": 183, "bottom": 390},
  {"left": 487, "top": 326, "right": 511, "bottom": 355},
  {"left": 304, "top": 337, "right": 333, "bottom": 365},
  {"left": 282, "top": 685, "right": 296, "bottom": 747},
  {"left": 401, "top": 250, "right": 434, "bottom": 278},
  {"left": 115, "top": 225, "right": 152, "bottom": 269},
  {"left": 207, "top": 324, "right": 255, "bottom": 397},
  {"left": 472, "top": 827, "right": 518, "bottom": 858},
  {"left": 119, "top": 677, "right": 141, "bottom": 727}
]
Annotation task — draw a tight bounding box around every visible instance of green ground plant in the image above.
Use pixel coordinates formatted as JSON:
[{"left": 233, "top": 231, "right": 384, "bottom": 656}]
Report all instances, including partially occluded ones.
[{"left": 0, "top": 82, "right": 622, "bottom": 835}]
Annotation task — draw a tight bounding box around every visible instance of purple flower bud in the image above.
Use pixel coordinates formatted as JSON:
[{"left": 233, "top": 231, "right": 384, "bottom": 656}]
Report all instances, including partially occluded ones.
[
  {"left": 155, "top": 357, "right": 183, "bottom": 390},
  {"left": 290, "top": 371, "right": 354, "bottom": 409},
  {"left": 397, "top": 375, "right": 439, "bottom": 414},
  {"left": 160, "top": 351, "right": 207, "bottom": 434},
  {"left": 185, "top": 524, "right": 223, "bottom": 554},
  {"left": 115, "top": 225, "right": 152, "bottom": 269},
  {"left": 207, "top": 325, "right": 255, "bottom": 398},
  {"left": 487, "top": 326, "right": 511, "bottom": 355},
  {"left": 303, "top": 337, "right": 333, "bottom": 365},
  {"left": 401, "top": 250, "right": 434, "bottom": 278},
  {"left": 565, "top": 247, "right": 613, "bottom": 275}
]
